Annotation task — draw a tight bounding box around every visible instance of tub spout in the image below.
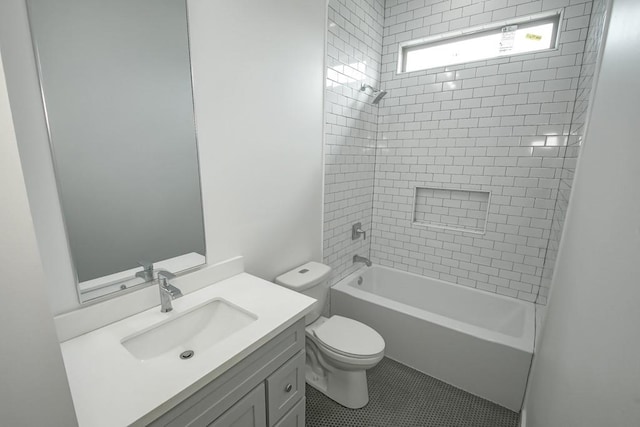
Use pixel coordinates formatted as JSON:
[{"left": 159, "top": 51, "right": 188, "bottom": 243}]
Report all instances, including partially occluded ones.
[{"left": 353, "top": 255, "right": 372, "bottom": 267}]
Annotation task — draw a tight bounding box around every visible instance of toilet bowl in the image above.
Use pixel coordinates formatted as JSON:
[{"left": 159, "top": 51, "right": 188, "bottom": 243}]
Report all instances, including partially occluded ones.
[
  {"left": 304, "top": 315, "right": 384, "bottom": 408},
  {"left": 275, "top": 262, "right": 385, "bottom": 409}
]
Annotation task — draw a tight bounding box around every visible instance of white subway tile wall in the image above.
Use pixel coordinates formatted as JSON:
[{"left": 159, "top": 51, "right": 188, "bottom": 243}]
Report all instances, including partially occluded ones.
[
  {"left": 414, "top": 187, "right": 490, "bottom": 233},
  {"left": 324, "top": 0, "right": 606, "bottom": 305},
  {"left": 324, "top": 0, "right": 385, "bottom": 285},
  {"left": 539, "top": 0, "right": 608, "bottom": 303},
  {"left": 371, "top": 0, "right": 594, "bottom": 303}
]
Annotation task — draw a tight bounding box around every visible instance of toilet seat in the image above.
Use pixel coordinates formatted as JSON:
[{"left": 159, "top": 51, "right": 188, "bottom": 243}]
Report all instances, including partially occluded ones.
[{"left": 312, "top": 315, "right": 385, "bottom": 358}]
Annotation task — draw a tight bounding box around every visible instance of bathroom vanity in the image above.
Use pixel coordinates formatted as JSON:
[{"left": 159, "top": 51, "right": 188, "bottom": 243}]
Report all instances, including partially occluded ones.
[
  {"left": 147, "top": 320, "right": 306, "bottom": 427},
  {"left": 58, "top": 272, "right": 315, "bottom": 427}
]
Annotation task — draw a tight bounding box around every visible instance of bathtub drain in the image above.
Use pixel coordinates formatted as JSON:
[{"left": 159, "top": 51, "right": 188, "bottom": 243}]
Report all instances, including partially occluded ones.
[{"left": 357, "top": 276, "right": 363, "bottom": 285}]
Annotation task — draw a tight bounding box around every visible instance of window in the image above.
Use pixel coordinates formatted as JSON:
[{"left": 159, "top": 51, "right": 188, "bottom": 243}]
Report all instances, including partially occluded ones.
[{"left": 399, "top": 11, "right": 562, "bottom": 73}]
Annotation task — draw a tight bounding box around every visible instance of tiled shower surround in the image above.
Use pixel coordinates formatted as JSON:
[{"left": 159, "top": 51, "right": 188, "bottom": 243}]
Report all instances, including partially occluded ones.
[
  {"left": 324, "top": 0, "right": 384, "bottom": 285},
  {"left": 324, "top": 0, "right": 606, "bottom": 304},
  {"left": 539, "top": 0, "right": 607, "bottom": 303}
]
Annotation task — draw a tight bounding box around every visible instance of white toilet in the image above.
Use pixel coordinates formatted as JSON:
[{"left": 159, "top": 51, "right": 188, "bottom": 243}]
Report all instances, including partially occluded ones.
[{"left": 275, "top": 262, "right": 385, "bottom": 409}]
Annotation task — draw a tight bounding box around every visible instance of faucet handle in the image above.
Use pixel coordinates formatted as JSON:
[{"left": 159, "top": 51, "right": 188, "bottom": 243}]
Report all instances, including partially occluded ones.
[
  {"left": 358, "top": 228, "right": 367, "bottom": 240},
  {"left": 138, "top": 260, "right": 153, "bottom": 271},
  {"left": 135, "top": 260, "right": 154, "bottom": 281},
  {"left": 352, "top": 222, "right": 367, "bottom": 240},
  {"left": 157, "top": 269, "right": 176, "bottom": 281}
]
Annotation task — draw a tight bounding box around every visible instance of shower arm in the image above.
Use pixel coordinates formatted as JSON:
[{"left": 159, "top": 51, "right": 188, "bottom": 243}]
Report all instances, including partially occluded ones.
[
  {"left": 360, "top": 83, "right": 387, "bottom": 104},
  {"left": 360, "top": 83, "right": 377, "bottom": 93}
]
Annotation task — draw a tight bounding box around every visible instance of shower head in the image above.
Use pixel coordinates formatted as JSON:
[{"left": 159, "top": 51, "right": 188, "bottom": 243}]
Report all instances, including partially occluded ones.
[
  {"left": 360, "top": 83, "right": 387, "bottom": 105},
  {"left": 372, "top": 90, "right": 387, "bottom": 104}
]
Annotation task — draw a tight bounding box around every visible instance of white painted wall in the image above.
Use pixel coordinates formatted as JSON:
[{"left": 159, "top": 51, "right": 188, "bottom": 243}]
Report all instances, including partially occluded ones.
[
  {"left": 1, "top": 0, "right": 326, "bottom": 314},
  {"left": 0, "top": 52, "right": 78, "bottom": 426},
  {"left": 523, "top": 0, "right": 640, "bottom": 424},
  {"left": 188, "top": 0, "right": 325, "bottom": 282}
]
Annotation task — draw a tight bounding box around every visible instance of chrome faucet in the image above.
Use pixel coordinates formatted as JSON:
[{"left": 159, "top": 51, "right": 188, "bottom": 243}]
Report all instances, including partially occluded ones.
[
  {"left": 352, "top": 222, "right": 367, "bottom": 240},
  {"left": 353, "top": 255, "right": 372, "bottom": 267},
  {"left": 157, "top": 270, "right": 183, "bottom": 313},
  {"left": 135, "top": 260, "right": 154, "bottom": 281}
]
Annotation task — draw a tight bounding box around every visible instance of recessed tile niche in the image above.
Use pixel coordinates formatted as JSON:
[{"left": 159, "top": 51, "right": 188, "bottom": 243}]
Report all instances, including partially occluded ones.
[{"left": 413, "top": 187, "right": 490, "bottom": 234}]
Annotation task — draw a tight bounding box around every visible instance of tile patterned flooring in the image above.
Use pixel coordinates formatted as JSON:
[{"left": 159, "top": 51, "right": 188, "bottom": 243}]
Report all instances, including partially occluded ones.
[{"left": 306, "top": 358, "right": 519, "bottom": 427}]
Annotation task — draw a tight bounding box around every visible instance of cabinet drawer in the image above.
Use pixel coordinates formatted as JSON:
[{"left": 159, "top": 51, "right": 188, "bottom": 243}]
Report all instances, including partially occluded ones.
[
  {"left": 273, "top": 398, "right": 305, "bottom": 427},
  {"left": 266, "top": 351, "right": 305, "bottom": 426}
]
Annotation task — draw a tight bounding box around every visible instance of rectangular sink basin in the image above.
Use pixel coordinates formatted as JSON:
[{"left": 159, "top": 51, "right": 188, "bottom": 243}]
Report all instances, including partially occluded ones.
[{"left": 121, "top": 299, "right": 257, "bottom": 361}]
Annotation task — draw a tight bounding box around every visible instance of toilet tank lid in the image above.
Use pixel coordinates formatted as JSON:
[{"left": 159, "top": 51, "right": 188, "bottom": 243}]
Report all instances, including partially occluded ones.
[{"left": 275, "top": 262, "right": 332, "bottom": 291}]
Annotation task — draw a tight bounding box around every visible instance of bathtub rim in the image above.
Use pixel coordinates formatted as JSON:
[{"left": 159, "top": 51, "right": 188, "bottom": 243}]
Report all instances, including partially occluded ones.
[{"left": 331, "top": 265, "right": 534, "bottom": 354}]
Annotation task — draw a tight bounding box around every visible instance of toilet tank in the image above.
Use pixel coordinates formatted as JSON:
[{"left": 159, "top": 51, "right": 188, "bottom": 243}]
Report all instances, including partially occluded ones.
[{"left": 275, "top": 262, "right": 332, "bottom": 325}]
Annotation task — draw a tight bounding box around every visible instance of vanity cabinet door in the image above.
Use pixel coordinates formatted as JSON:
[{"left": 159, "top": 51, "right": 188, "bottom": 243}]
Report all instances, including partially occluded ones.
[
  {"left": 208, "top": 384, "right": 266, "bottom": 427},
  {"left": 266, "top": 351, "right": 305, "bottom": 426},
  {"left": 273, "top": 398, "right": 305, "bottom": 427}
]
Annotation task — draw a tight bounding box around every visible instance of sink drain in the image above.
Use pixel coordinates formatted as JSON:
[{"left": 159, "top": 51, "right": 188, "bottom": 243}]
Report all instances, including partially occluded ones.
[{"left": 180, "top": 350, "right": 194, "bottom": 360}]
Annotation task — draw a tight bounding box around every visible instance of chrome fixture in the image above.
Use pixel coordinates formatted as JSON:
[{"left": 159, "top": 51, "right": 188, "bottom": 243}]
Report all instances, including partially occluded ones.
[
  {"left": 135, "top": 260, "right": 154, "bottom": 281},
  {"left": 352, "top": 222, "right": 367, "bottom": 240},
  {"left": 353, "top": 255, "right": 372, "bottom": 267},
  {"left": 180, "top": 350, "right": 194, "bottom": 360},
  {"left": 157, "top": 270, "right": 183, "bottom": 313},
  {"left": 371, "top": 91, "right": 388, "bottom": 104},
  {"left": 360, "top": 83, "right": 388, "bottom": 105}
]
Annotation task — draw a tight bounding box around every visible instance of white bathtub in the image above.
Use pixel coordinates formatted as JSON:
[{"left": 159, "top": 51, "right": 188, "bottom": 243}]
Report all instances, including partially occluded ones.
[{"left": 330, "top": 265, "right": 534, "bottom": 411}]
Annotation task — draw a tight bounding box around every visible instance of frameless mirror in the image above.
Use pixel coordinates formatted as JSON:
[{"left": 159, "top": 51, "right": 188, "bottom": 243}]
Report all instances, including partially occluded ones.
[{"left": 26, "top": 0, "right": 206, "bottom": 303}]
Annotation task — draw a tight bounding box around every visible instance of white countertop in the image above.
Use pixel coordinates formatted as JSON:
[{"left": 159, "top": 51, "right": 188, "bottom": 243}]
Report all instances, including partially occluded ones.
[{"left": 60, "top": 273, "right": 315, "bottom": 427}]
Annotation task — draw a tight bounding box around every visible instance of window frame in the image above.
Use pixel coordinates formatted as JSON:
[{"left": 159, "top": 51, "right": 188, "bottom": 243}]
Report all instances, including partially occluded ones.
[{"left": 397, "top": 9, "right": 564, "bottom": 74}]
